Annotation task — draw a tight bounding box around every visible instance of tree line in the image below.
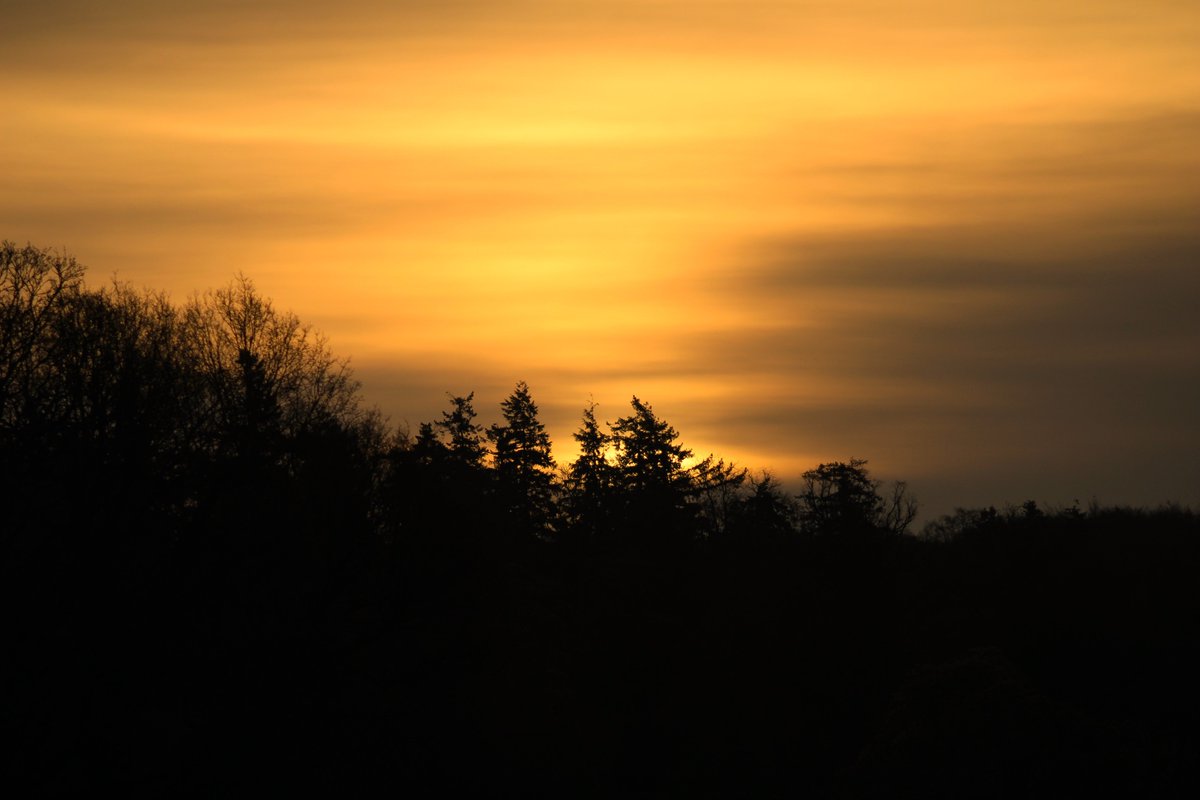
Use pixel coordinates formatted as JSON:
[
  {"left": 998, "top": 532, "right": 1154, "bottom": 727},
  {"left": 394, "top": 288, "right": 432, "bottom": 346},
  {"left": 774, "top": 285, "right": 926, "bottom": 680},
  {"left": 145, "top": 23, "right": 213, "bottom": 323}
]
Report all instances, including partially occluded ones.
[
  {"left": 1, "top": 242, "right": 919, "bottom": 552},
  {"left": 4, "top": 242, "right": 1199, "bottom": 795}
]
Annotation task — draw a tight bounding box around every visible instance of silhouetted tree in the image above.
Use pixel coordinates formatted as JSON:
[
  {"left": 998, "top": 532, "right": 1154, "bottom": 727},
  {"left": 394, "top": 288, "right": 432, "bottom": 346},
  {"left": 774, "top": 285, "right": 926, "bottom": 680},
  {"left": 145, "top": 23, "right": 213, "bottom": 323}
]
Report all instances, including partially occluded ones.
[
  {"left": 232, "top": 347, "right": 282, "bottom": 464},
  {"left": 725, "top": 472, "right": 798, "bottom": 542},
  {"left": 47, "top": 283, "right": 197, "bottom": 526},
  {"left": 565, "top": 400, "right": 613, "bottom": 536},
  {"left": 412, "top": 420, "right": 448, "bottom": 465},
  {"left": 436, "top": 391, "right": 487, "bottom": 469},
  {"left": 489, "top": 381, "right": 556, "bottom": 537},
  {"left": 0, "top": 241, "right": 86, "bottom": 430},
  {"left": 609, "top": 396, "right": 697, "bottom": 540},
  {"left": 183, "top": 273, "right": 362, "bottom": 449},
  {"left": 610, "top": 396, "right": 692, "bottom": 493},
  {"left": 172, "top": 274, "right": 375, "bottom": 581},
  {"left": 1, "top": 256, "right": 201, "bottom": 543},
  {"left": 797, "top": 458, "right": 917, "bottom": 535},
  {"left": 393, "top": 391, "right": 497, "bottom": 561},
  {"left": 688, "top": 455, "right": 748, "bottom": 537}
]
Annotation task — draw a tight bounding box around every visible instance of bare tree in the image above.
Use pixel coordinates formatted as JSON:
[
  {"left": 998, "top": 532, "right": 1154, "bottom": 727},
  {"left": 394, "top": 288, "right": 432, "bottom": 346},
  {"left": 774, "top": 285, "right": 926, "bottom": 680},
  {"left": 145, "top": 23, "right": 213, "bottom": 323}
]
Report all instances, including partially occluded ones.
[
  {"left": 183, "top": 274, "right": 362, "bottom": 445},
  {"left": 0, "top": 242, "right": 86, "bottom": 428}
]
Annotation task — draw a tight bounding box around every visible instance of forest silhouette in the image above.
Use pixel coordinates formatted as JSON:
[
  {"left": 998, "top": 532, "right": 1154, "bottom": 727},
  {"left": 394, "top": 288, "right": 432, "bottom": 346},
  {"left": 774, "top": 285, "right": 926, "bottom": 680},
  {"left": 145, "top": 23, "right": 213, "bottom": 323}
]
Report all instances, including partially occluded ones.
[{"left": 4, "top": 242, "right": 1199, "bottom": 795}]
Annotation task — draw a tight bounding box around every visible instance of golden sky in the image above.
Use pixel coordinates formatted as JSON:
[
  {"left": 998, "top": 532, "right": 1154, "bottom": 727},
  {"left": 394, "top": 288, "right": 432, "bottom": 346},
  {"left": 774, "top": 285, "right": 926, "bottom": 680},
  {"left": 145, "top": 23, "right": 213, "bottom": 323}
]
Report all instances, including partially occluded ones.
[{"left": 4, "top": 0, "right": 1199, "bottom": 516}]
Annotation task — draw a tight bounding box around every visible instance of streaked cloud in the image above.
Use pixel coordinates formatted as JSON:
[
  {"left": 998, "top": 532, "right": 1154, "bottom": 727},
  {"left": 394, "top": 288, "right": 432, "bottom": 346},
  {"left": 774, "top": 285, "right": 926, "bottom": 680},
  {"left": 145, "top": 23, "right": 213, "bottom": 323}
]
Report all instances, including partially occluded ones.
[{"left": 3, "top": 0, "right": 1198, "bottom": 517}]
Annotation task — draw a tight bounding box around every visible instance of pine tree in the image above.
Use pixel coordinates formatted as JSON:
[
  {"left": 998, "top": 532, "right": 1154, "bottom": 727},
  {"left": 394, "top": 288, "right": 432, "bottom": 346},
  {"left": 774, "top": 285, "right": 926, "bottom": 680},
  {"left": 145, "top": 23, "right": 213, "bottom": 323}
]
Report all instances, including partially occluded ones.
[
  {"left": 566, "top": 401, "right": 612, "bottom": 530},
  {"left": 605, "top": 396, "right": 699, "bottom": 544},
  {"left": 610, "top": 396, "right": 692, "bottom": 493},
  {"left": 489, "top": 381, "right": 556, "bottom": 535},
  {"left": 412, "top": 421, "right": 447, "bottom": 465},
  {"left": 435, "top": 392, "right": 486, "bottom": 468}
]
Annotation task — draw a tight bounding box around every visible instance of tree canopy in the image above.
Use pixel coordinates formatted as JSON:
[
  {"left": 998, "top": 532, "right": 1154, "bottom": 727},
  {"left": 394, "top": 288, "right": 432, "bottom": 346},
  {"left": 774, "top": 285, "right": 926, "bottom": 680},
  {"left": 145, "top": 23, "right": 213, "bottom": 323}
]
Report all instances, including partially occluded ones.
[{"left": 797, "top": 458, "right": 918, "bottom": 535}]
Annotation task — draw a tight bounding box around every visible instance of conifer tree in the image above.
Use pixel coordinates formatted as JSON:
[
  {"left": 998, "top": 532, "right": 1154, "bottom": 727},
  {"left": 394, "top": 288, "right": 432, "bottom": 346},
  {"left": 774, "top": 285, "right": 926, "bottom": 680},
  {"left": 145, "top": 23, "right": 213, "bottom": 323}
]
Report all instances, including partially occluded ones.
[
  {"left": 610, "top": 396, "right": 692, "bottom": 493},
  {"left": 412, "top": 421, "right": 447, "bottom": 465},
  {"left": 489, "top": 381, "right": 555, "bottom": 535},
  {"left": 435, "top": 392, "right": 486, "bottom": 468},
  {"left": 604, "top": 396, "right": 700, "bottom": 543},
  {"left": 566, "top": 401, "right": 613, "bottom": 530}
]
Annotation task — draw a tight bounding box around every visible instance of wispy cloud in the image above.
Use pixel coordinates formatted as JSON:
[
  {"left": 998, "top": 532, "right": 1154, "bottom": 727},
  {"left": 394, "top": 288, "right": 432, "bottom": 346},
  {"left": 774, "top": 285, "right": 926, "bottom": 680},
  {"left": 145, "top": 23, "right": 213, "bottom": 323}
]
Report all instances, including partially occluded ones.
[{"left": 4, "top": 1, "right": 1198, "bottom": 517}]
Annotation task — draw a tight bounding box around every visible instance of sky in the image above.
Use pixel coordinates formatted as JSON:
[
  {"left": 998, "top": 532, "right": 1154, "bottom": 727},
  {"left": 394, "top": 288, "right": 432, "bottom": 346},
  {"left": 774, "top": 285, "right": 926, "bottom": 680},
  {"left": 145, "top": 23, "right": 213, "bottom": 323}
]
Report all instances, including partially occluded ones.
[{"left": 4, "top": 0, "right": 1199, "bottom": 519}]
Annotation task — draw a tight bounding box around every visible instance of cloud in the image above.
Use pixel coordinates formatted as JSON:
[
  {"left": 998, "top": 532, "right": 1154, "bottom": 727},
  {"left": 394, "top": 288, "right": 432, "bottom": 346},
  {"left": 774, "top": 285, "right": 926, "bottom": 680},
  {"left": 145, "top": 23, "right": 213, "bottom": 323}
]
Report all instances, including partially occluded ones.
[
  {"left": 5, "top": 2, "right": 1198, "bottom": 520},
  {"left": 672, "top": 111, "right": 1200, "bottom": 513}
]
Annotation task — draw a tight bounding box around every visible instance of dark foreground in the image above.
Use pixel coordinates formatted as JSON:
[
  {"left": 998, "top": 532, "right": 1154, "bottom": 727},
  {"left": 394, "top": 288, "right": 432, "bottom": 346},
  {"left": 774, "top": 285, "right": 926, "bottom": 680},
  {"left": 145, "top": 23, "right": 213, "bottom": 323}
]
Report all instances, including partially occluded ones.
[{"left": 7, "top": 503, "right": 1200, "bottom": 796}]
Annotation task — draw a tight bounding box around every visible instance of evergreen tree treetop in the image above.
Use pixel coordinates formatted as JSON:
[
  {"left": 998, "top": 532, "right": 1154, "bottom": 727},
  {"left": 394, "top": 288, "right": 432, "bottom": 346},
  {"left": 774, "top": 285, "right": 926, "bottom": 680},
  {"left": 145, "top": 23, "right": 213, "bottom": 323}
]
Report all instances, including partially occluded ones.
[
  {"left": 436, "top": 391, "right": 487, "bottom": 468},
  {"left": 490, "top": 380, "right": 554, "bottom": 477},
  {"left": 610, "top": 395, "right": 693, "bottom": 492}
]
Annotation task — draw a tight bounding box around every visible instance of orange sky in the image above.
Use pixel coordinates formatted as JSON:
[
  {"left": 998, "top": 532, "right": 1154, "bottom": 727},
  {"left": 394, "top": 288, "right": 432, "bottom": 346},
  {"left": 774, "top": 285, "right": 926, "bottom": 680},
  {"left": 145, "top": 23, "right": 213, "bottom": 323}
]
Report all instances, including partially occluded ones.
[{"left": 4, "top": 0, "right": 1199, "bottom": 517}]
